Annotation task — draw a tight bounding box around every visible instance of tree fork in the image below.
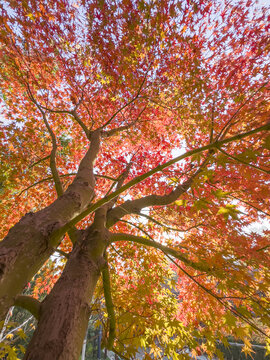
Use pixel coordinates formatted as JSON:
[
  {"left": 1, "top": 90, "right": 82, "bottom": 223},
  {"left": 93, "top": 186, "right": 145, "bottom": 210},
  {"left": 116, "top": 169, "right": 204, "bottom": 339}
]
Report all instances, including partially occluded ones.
[{"left": 0, "top": 133, "right": 100, "bottom": 320}]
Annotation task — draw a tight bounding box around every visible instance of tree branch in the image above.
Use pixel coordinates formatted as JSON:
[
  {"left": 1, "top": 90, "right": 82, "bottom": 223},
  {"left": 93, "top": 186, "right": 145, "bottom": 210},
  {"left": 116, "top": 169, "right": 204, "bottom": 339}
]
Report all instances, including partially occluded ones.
[
  {"left": 101, "top": 106, "right": 146, "bottom": 138},
  {"left": 166, "top": 254, "right": 269, "bottom": 338},
  {"left": 102, "top": 256, "right": 116, "bottom": 350},
  {"left": 106, "top": 157, "right": 208, "bottom": 227},
  {"left": 216, "top": 82, "right": 268, "bottom": 140},
  {"left": 105, "top": 158, "right": 134, "bottom": 211},
  {"left": 27, "top": 94, "right": 90, "bottom": 139},
  {"left": 14, "top": 295, "right": 41, "bottom": 320},
  {"left": 18, "top": 173, "right": 77, "bottom": 196},
  {"left": 70, "top": 109, "right": 89, "bottom": 138},
  {"left": 55, "top": 122, "right": 269, "bottom": 237},
  {"left": 137, "top": 213, "right": 203, "bottom": 234},
  {"left": 27, "top": 84, "right": 64, "bottom": 196},
  {"left": 101, "top": 65, "right": 149, "bottom": 130},
  {"left": 218, "top": 148, "right": 269, "bottom": 174},
  {"left": 29, "top": 155, "right": 50, "bottom": 168},
  {"left": 109, "top": 233, "right": 211, "bottom": 272}
]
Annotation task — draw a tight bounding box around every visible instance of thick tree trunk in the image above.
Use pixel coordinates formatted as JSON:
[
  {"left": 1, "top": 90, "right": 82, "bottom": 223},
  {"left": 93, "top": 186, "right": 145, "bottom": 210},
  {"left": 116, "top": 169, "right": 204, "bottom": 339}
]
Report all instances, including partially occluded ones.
[
  {"left": 23, "top": 226, "right": 107, "bottom": 360},
  {"left": 0, "top": 133, "right": 100, "bottom": 320},
  {"left": 0, "top": 194, "right": 85, "bottom": 320}
]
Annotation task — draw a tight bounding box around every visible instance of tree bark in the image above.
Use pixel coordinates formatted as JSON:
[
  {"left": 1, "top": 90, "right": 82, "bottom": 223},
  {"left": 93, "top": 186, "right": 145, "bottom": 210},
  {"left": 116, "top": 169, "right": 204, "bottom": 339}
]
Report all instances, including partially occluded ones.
[
  {"left": 23, "top": 226, "right": 107, "bottom": 360},
  {"left": 0, "top": 132, "right": 100, "bottom": 320}
]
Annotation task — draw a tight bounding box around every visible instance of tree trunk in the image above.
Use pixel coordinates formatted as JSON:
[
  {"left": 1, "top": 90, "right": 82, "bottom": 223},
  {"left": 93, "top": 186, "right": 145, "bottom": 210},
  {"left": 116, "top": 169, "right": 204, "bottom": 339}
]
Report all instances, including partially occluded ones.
[
  {"left": 23, "top": 226, "right": 107, "bottom": 360},
  {"left": 0, "top": 134, "right": 100, "bottom": 320}
]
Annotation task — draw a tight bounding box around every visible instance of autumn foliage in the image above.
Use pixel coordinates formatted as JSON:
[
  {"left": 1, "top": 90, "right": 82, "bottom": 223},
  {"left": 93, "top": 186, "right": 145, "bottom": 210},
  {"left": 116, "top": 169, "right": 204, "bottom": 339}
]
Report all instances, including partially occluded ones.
[{"left": 0, "top": 0, "right": 269, "bottom": 359}]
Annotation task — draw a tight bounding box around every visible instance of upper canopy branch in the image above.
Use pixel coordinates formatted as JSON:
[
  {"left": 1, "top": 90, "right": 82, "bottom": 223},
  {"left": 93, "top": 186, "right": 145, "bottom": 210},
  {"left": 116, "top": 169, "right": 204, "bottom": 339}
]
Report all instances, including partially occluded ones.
[
  {"left": 137, "top": 213, "right": 203, "bottom": 234},
  {"left": 109, "top": 232, "right": 211, "bottom": 273},
  {"left": 26, "top": 84, "right": 64, "bottom": 196},
  {"left": 101, "top": 64, "right": 150, "bottom": 131},
  {"left": 55, "top": 122, "right": 269, "bottom": 237},
  {"left": 101, "top": 106, "right": 146, "bottom": 138},
  {"left": 216, "top": 82, "right": 268, "bottom": 141},
  {"left": 106, "top": 156, "right": 210, "bottom": 227},
  {"left": 26, "top": 82, "right": 90, "bottom": 138},
  {"left": 218, "top": 148, "right": 269, "bottom": 174}
]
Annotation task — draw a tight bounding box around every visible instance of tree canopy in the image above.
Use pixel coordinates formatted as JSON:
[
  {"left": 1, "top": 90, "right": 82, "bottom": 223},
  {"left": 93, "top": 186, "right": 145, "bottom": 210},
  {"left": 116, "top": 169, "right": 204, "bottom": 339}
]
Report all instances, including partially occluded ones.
[{"left": 0, "top": 0, "right": 269, "bottom": 359}]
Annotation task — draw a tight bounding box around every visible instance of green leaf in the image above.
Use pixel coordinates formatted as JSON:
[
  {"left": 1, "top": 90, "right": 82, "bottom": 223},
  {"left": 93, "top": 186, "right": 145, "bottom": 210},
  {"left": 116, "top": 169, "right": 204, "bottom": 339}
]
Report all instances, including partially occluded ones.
[
  {"left": 175, "top": 199, "right": 187, "bottom": 206},
  {"left": 217, "top": 204, "right": 239, "bottom": 220}
]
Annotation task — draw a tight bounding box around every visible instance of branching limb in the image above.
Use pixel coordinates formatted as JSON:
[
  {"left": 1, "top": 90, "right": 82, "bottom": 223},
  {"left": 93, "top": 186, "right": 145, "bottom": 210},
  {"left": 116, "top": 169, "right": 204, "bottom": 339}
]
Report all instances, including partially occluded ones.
[
  {"left": 109, "top": 232, "right": 210, "bottom": 272},
  {"left": 70, "top": 109, "right": 89, "bottom": 138},
  {"left": 26, "top": 83, "right": 90, "bottom": 139},
  {"left": 101, "top": 106, "right": 146, "bottom": 138},
  {"left": 216, "top": 82, "right": 268, "bottom": 140},
  {"left": 102, "top": 255, "right": 116, "bottom": 350},
  {"left": 57, "top": 122, "right": 269, "bottom": 236},
  {"left": 101, "top": 64, "right": 150, "bottom": 130},
  {"left": 166, "top": 254, "right": 269, "bottom": 338},
  {"left": 105, "top": 157, "right": 135, "bottom": 211},
  {"left": 107, "top": 157, "right": 208, "bottom": 227},
  {"left": 26, "top": 84, "right": 63, "bottom": 196},
  {"left": 14, "top": 295, "right": 41, "bottom": 320}
]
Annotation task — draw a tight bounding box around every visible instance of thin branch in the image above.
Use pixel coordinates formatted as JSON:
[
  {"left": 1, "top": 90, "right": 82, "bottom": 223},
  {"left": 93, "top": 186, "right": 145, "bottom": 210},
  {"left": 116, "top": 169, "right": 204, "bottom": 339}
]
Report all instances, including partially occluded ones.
[
  {"left": 95, "top": 174, "right": 118, "bottom": 181},
  {"left": 107, "top": 154, "right": 211, "bottom": 227},
  {"left": 111, "top": 348, "right": 130, "bottom": 360},
  {"left": 105, "top": 157, "right": 135, "bottom": 210},
  {"left": 0, "top": 307, "right": 14, "bottom": 341},
  {"left": 70, "top": 109, "right": 89, "bottom": 138},
  {"left": 229, "top": 194, "right": 270, "bottom": 217},
  {"left": 29, "top": 155, "right": 50, "bottom": 168},
  {"left": 26, "top": 84, "right": 63, "bottom": 196},
  {"left": 101, "top": 65, "right": 150, "bottom": 130},
  {"left": 109, "top": 232, "right": 211, "bottom": 273},
  {"left": 119, "top": 219, "right": 157, "bottom": 242},
  {"left": 218, "top": 148, "right": 269, "bottom": 174},
  {"left": 102, "top": 106, "right": 146, "bottom": 138},
  {"left": 138, "top": 213, "right": 203, "bottom": 234},
  {"left": 17, "top": 173, "right": 77, "bottom": 196},
  {"left": 0, "top": 316, "right": 33, "bottom": 342},
  {"left": 208, "top": 182, "right": 270, "bottom": 217},
  {"left": 55, "top": 122, "right": 270, "bottom": 237},
  {"left": 102, "top": 255, "right": 116, "bottom": 350},
  {"left": 216, "top": 82, "right": 268, "bottom": 140},
  {"left": 166, "top": 254, "right": 269, "bottom": 338},
  {"left": 210, "top": 99, "right": 215, "bottom": 144},
  {"left": 26, "top": 83, "right": 90, "bottom": 139},
  {"left": 14, "top": 295, "right": 41, "bottom": 320}
]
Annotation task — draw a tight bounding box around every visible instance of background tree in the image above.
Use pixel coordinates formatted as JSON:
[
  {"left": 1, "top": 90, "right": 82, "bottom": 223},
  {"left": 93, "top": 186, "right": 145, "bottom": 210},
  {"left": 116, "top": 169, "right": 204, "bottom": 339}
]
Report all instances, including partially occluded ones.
[{"left": 0, "top": 0, "right": 269, "bottom": 359}]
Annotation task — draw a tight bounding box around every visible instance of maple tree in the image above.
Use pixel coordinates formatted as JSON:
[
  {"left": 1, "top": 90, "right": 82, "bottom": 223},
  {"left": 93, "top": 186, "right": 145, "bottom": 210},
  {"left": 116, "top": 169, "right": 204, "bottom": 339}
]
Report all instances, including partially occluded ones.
[{"left": 0, "top": 0, "right": 269, "bottom": 359}]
